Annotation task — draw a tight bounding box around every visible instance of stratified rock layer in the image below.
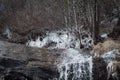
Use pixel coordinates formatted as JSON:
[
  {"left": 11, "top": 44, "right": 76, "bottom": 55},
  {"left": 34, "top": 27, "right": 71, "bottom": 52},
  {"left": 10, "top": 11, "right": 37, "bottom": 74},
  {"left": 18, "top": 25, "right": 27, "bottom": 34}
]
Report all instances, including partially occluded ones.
[{"left": 0, "top": 40, "right": 62, "bottom": 80}]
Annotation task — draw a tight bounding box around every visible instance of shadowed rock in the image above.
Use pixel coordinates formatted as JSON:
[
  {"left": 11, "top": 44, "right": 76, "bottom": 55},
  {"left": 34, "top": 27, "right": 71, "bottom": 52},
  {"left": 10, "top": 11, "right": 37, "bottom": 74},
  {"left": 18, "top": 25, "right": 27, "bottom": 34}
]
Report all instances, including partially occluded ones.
[{"left": 93, "top": 58, "right": 107, "bottom": 80}]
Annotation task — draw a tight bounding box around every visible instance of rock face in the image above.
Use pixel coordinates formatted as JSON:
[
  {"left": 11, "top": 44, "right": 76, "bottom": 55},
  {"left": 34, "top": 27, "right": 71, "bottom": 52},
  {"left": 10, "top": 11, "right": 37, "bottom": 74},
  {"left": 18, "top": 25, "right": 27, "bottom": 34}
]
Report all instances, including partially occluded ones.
[
  {"left": 0, "top": 40, "right": 119, "bottom": 80},
  {"left": 0, "top": 40, "right": 63, "bottom": 80},
  {"left": 0, "top": 0, "right": 67, "bottom": 44}
]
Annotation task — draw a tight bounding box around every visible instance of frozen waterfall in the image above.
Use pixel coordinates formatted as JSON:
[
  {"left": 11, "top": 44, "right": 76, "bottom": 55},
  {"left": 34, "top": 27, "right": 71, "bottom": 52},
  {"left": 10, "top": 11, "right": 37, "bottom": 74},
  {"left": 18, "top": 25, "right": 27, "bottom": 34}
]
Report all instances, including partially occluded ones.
[
  {"left": 26, "top": 28, "right": 94, "bottom": 80},
  {"left": 56, "top": 49, "right": 93, "bottom": 80}
]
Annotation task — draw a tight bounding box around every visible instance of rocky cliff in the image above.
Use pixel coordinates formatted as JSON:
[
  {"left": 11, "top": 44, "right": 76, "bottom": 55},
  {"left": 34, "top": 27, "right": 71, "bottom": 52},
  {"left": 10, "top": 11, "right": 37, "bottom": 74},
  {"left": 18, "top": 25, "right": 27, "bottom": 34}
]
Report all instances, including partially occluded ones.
[{"left": 0, "top": 39, "right": 119, "bottom": 80}]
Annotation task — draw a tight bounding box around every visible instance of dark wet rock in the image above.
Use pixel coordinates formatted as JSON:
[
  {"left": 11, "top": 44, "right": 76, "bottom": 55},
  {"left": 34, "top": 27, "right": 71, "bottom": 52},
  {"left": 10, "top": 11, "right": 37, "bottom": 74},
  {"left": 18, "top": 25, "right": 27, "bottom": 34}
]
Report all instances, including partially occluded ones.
[
  {"left": 0, "top": 58, "right": 27, "bottom": 68},
  {"left": 93, "top": 58, "right": 107, "bottom": 80},
  {"left": 93, "top": 58, "right": 120, "bottom": 80},
  {"left": 4, "top": 71, "right": 32, "bottom": 80}
]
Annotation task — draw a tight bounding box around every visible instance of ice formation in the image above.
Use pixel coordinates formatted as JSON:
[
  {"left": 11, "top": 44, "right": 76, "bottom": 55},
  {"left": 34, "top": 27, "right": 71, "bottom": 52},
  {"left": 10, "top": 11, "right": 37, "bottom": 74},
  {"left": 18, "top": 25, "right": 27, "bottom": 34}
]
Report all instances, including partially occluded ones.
[
  {"left": 26, "top": 28, "right": 93, "bottom": 49},
  {"left": 57, "top": 48, "right": 93, "bottom": 80}
]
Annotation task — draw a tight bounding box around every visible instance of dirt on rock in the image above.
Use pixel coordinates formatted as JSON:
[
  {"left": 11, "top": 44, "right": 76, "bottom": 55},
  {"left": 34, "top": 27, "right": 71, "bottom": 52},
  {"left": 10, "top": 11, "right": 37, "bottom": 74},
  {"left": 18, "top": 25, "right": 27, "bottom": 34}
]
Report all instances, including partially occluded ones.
[{"left": 92, "top": 39, "right": 120, "bottom": 57}]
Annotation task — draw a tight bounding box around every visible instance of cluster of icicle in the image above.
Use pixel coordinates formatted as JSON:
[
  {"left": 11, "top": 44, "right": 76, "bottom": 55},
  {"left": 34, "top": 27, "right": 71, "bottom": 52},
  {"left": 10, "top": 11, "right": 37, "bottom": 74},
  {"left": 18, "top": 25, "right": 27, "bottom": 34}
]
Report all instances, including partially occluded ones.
[
  {"left": 102, "top": 49, "right": 120, "bottom": 80},
  {"left": 26, "top": 28, "right": 93, "bottom": 49}
]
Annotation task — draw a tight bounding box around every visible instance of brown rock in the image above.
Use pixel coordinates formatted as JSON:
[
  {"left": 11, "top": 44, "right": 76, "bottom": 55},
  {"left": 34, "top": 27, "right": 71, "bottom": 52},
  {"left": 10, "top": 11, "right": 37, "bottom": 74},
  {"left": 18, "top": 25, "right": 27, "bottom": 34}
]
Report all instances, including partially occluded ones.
[{"left": 91, "top": 39, "right": 120, "bottom": 57}]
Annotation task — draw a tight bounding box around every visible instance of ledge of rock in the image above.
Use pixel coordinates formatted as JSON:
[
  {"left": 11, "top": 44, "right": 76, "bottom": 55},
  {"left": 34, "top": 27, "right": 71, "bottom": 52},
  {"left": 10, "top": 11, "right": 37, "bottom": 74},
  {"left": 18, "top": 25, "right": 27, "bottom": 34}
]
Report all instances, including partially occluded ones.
[{"left": 0, "top": 40, "right": 63, "bottom": 80}]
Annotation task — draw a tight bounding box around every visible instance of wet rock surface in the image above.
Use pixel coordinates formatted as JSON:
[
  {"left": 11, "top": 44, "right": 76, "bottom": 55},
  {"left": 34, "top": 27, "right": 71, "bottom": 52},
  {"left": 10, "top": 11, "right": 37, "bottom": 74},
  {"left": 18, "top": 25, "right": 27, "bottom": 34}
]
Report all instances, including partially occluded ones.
[
  {"left": 0, "top": 40, "right": 61, "bottom": 80},
  {"left": 93, "top": 58, "right": 107, "bottom": 80}
]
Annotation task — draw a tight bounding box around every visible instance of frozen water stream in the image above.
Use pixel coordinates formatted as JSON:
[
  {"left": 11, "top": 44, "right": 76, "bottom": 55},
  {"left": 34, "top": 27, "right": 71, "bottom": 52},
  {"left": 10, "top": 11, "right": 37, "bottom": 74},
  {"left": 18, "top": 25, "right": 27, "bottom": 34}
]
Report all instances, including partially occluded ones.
[
  {"left": 56, "top": 48, "right": 93, "bottom": 80},
  {"left": 26, "top": 28, "right": 94, "bottom": 80}
]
